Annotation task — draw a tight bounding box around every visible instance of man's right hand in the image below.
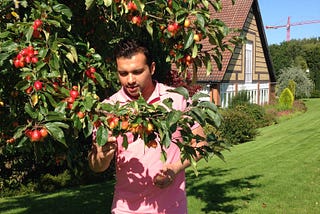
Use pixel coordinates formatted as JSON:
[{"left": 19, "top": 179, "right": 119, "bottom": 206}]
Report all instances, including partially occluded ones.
[{"left": 88, "top": 136, "right": 117, "bottom": 172}]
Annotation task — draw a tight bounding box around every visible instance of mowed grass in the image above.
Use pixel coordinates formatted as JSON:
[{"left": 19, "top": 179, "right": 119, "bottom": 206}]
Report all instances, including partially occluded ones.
[
  {"left": 187, "top": 98, "right": 320, "bottom": 214},
  {"left": 0, "top": 99, "right": 319, "bottom": 214}
]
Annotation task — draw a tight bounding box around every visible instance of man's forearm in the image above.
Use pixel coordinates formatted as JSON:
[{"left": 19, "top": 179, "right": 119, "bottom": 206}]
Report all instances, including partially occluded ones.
[{"left": 88, "top": 149, "right": 114, "bottom": 173}]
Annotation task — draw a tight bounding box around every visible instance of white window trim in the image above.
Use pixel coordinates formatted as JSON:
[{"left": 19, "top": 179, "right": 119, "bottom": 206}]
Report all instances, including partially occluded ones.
[{"left": 245, "top": 42, "right": 253, "bottom": 83}]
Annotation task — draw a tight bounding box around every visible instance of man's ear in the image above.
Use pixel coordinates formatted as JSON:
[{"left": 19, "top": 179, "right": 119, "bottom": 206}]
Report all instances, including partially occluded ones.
[{"left": 150, "top": 62, "right": 156, "bottom": 75}]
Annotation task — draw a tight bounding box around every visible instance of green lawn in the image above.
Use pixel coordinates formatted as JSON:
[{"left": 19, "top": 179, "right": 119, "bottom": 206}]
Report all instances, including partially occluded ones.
[
  {"left": 1, "top": 99, "right": 319, "bottom": 214},
  {"left": 187, "top": 98, "right": 320, "bottom": 214}
]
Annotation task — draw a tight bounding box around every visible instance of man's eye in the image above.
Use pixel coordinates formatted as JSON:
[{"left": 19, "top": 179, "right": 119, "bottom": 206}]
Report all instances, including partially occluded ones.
[{"left": 134, "top": 70, "right": 143, "bottom": 75}]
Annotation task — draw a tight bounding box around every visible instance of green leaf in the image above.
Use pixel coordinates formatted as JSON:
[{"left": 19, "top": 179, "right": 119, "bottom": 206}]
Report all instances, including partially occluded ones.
[
  {"left": 25, "top": 26, "right": 33, "bottom": 42},
  {"left": 24, "top": 103, "right": 38, "bottom": 119},
  {"left": 204, "top": 53, "right": 212, "bottom": 75},
  {"left": 192, "top": 92, "right": 210, "bottom": 102},
  {"left": 184, "top": 31, "right": 194, "bottom": 50},
  {"left": 196, "top": 14, "right": 205, "bottom": 28},
  {"left": 96, "top": 126, "right": 108, "bottom": 146},
  {"left": 49, "top": 53, "right": 60, "bottom": 71},
  {"left": 197, "top": 100, "right": 218, "bottom": 112},
  {"left": 1, "top": 41, "right": 18, "bottom": 52},
  {"left": 122, "top": 134, "right": 128, "bottom": 149},
  {"left": 205, "top": 108, "right": 221, "bottom": 127},
  {"left": 162, "top": 132, "right": 171, "bottom": 148},
  {"left": 192, "top": 44, "right": 198, "bottom": 58},
  {"left": 46, "top": 111, "right": 66, "bottom": 121},
  {"left": 160, "top": 151, "right": 167, "bottom": 162},
  {"left": 100, "top": 102, "right": 116, "bottom": 112},
  {"left": 45, "top": 123, "right": 67, "bottom": 146},
  {"left": 85, "top": 0, "right": 95, "bottom": 10},
  {"left": 83, "top": 117, "right": 93, "bottom": 138},
  {"left": 73, "top": 116, "right": 82, "bottom": 130},
  {"left": 95, "top": 72, "right": 106, "bottom": 88},
  {"left": 47, "top": 121, "right": 69, "bottom": 129},
  {"left": 43, "top": 91, "right": 57, "bottom": 107},
  {"left": 59, "top": 86, "right": 70, "bottom": 97},
  {"left": 54, "top": 102, "right": 67, "bottom": 113},
  {"left": 13, "top": 126, "right": 26, "bottom": 140},
  {"left": 0, "top": 31, "right": 10, "bottom": 39},
  {"left": 53, "top": 4, "right": 72, "bottom": 18},
  {"left": 103, "top": 0, "right": 112, "bottom": 7},
  {"left": 167, "top": 87, "right": 189, "bottom": 100},
  {"left": 46, "top": 20, "right": 61, "bottom": 28},
  {"left": 167, "top": 111, "right": 182, "bottom": 127},
  {"left": 201, "top": 0, "right": 209, "bottom": 8},
  {"left": 190, "top": 108, "right": 206, "bottom": 126},
  {"left": 84, "top": 95, "right": 96, "bottom": 111},
  {"left": 146, "top": 20, "right": 153, "bottom": 37},
  {"left": 0, "top": 53, "right": 11, "bottom": 64},
  {"left": 92, "top": 53, "right": 102, "bottom": 61},
  {"left": 212, "top": 53, "right": 222, "bottom": 71},
  {"left": 16, "top": 136, "right": 28, "bottom": 148}
]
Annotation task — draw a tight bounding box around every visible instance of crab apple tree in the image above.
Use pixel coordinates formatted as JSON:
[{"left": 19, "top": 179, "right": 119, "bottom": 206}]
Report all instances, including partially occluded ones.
[{"left": 0, "top": 0, "right": 238, "bottom": 188}]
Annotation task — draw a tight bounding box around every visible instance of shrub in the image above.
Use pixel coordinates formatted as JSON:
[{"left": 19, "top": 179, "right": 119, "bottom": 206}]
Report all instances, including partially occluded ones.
[
  {"left": 278, "top": 88, "right": 294, "bottom": 110},
  {"left": 235, "top": 103, "right": 274, "bottom": 128},
  {"left": 37, "top": 170, "right": 73, "bottom": 192},
  {"left": 293, "top": 100, "right": 308, "bottom": 112},
  {"left": 229, "top": 90, "right": 250, "bottom": 108},
  {"left": 218, "top": 109, "right": 258, "bottom": 145},
  {"left": 288, "top": 79, "right": 296, "bottom": 98}
]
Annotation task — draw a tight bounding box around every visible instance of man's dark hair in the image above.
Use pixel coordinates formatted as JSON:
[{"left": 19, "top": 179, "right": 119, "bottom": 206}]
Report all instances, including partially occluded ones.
[{"left": 114, "top": 39, "right": 153, "bottom": 67}]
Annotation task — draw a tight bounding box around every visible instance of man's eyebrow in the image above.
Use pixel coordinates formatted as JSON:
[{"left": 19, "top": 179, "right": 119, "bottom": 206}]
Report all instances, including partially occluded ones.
[{"left": 118, "top": 68, "right": 144, "bottom": 73}]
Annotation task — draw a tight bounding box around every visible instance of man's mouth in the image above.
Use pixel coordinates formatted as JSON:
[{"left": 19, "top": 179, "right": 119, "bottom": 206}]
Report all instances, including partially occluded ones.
[{"left": 127, "top": 86, "right": 139, "bottom": 94}]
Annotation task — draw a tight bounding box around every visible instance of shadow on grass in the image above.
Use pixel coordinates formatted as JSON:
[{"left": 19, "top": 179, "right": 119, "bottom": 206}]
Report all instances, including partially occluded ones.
[
  {"left": 186, "top": 167, "right": 262, "bottom": 213},
  {"left": 0, "top": 180, "right": 115, "bottom": 214},
  {"left": 1, "top": 168, "right": 262, "bottom": 214}
]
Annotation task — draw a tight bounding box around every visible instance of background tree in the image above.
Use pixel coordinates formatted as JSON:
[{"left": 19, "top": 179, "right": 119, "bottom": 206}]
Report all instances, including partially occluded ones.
[
  {"left": 277, "top": 66, "right": 314, "bottom": 99},
  {"left": 268, "top": 38, "right": 320, "bottom": 93}
]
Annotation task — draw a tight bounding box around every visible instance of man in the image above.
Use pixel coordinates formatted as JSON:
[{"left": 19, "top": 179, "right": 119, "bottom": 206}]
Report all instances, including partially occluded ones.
[{"left": 88, "top": 39, "right": 207, "bottom": 214}]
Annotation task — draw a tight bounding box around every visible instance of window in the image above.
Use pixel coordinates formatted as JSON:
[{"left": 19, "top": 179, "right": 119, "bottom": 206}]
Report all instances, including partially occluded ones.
[{"left": 245, "top": 41, "right": 253, "bottom": 83}]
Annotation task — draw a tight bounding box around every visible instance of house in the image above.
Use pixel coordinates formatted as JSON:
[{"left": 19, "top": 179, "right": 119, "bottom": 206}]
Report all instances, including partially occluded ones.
[{"left": 196, "top": 0, "right": 276, "bottom": 107}]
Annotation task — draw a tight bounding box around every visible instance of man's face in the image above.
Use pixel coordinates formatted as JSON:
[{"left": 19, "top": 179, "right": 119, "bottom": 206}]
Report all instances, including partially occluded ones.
[{"left": 116, "top": 52, "right": 155, "bottom": 100}]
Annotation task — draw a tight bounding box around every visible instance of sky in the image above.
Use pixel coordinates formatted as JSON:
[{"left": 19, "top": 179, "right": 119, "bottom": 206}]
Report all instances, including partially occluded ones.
[{"left": 258, "top": 0, "right": 320, "bottom": 45}]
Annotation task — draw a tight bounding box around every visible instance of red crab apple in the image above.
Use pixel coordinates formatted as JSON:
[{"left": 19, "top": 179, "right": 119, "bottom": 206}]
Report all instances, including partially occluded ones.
[
  {"left": 127, "top": 1, "right": 137, "bottom": 11},
  {"left": 33, "top": 19, "right": 43, "bottom": 29},
  {"left": 167, "top": 24, "right": 175, "bottom": 33},
  {"left": 107, "top": 116, "right": 119, "bottom": 129},
  {"left": 34, "top": 80, "right": 43, "bottom": 91},
  {"left": 77, "top": 111, "right": 85, "bottom": 119},
  {"left": 30, "top": 130, "right": 42, "bottom": 142},
  {"left": 40, "top": 128, "right": 48, "bottom": 138},
  {"left": 25, "top": 86, "right": 33, "bottom": 94},
  {"left": 132, "top": 16, "right": 142, "bottom": 25},
  {"left": 69, "top": 89, "right": 79, "bottom": 99},
  {"left": 121, "top": 120, "right": 129, "bottom": 130}
]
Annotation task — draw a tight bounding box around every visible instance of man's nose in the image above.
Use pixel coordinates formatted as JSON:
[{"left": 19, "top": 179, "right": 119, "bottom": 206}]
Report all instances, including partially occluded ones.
[{"left": 128, "top": 73, "right": 135, "bottom": 84}]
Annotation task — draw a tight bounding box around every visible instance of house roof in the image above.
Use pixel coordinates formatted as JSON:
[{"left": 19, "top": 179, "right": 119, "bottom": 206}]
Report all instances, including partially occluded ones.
[{"left": 197, "top": 0, "right": 276, "bottom": 83}]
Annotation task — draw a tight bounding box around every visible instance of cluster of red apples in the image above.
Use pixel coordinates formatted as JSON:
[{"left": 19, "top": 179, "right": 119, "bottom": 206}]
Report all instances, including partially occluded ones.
[
  {"left": 25, "top": 127, "right": 48, "bottom": 142},
  {"left": 13, "top": 46, "right": 39, "bottom": 68}
]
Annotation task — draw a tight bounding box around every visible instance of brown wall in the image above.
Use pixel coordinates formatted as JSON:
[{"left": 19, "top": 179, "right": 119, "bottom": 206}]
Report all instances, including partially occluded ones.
[{"left": 224, "top": 8, "right": 270, "bottom": 83}]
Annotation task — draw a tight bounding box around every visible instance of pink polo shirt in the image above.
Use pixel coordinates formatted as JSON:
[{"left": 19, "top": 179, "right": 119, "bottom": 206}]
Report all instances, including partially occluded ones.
[{"left": 104, "top": 82, "right": 193, "bottom": 214}]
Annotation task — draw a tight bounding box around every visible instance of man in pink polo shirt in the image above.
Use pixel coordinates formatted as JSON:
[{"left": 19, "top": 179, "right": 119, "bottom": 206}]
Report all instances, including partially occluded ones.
[{"left": 88, "top": 39, "right": 207, "bottom": 214}]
